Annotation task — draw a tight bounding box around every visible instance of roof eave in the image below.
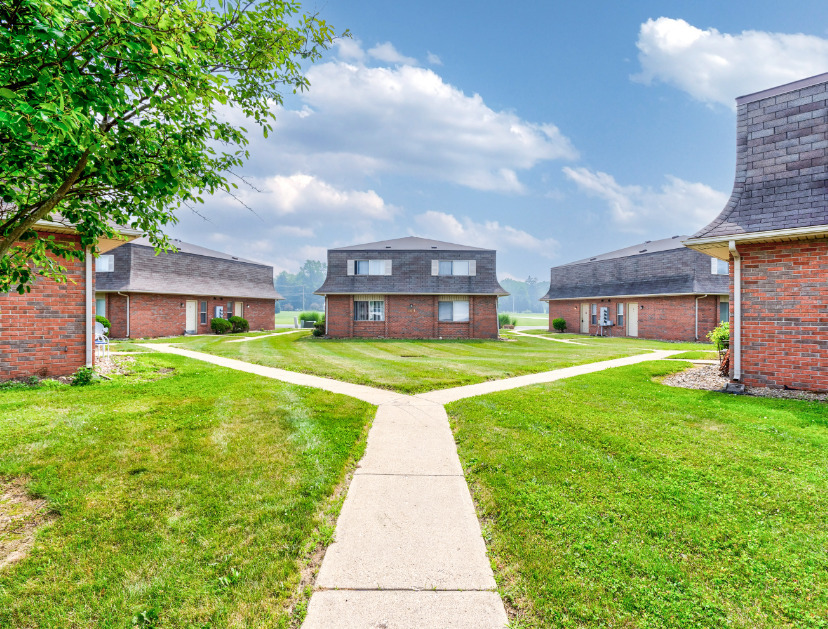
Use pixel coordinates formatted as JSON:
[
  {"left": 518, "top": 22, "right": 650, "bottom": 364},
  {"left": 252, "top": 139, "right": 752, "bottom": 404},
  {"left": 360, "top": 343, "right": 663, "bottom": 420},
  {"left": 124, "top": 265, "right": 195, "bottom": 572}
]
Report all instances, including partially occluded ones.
[{"left": 684, "top": 225, "right": 828, "bottom": 260}]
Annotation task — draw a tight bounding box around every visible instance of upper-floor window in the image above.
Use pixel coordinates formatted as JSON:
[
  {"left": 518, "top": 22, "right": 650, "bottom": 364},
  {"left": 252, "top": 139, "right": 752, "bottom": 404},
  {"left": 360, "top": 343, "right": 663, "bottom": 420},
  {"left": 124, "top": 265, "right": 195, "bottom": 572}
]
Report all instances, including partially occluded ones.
[
  {"left": 348, "top": 259, "right": 391, "bottom": 275},
  {"left": 96, "top": 255, "right": 114, "bottom": 272},
  {"left": 711, "top": 258, "right": 729, "bottom": 275},
  {"left": 433, "top": 260, "right": 476, "bottom": 276}
]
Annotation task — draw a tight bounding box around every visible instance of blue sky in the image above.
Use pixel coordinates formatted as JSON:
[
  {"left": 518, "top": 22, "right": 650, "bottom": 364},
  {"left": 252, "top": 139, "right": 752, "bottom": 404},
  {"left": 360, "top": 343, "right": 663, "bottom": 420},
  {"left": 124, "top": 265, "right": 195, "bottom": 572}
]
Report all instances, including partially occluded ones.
[{"left": 167, "top": 0, "right": 828, "bottom": 280}]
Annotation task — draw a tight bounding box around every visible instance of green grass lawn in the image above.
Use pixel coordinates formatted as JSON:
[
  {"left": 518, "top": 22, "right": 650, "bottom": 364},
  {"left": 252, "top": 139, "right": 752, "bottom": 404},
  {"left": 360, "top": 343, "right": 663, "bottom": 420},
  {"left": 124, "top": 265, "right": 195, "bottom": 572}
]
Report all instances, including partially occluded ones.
[
  {"left": 0, "top": 353, "right": 373, "bottom": 628},
  {"left": 130, "top": 332, "right": 672, "bottom": 394},
  {"left": 668, "top": 350, "right": 720, "bottom": 360},
  {"left": 499, "top": 312, "right": 549, "bottom": 326},
  {"left": 447, "top": 361, "right": 828, "bottom": 628}
]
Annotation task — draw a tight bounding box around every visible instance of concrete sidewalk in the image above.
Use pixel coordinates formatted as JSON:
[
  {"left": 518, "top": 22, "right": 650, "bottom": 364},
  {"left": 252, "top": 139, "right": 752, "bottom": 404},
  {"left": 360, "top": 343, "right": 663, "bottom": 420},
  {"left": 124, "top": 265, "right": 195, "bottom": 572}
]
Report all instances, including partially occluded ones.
[{"left": 138, "top": 343, "right": 681, "bottom": 628}]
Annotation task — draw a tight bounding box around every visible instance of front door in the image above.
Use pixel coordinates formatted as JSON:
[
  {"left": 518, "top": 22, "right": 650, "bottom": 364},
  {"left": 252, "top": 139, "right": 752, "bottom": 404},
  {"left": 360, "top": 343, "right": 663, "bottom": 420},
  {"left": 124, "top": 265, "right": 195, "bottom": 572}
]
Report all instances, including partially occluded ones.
[
  {"left": 580, "top": 303, "right": 589, "bottom": 333},
  {"left": 234, "top": 301, "right": 244, "bottom": 317},
  {"left": 185, "top": 300, "right": 197, "bottom": 334},
  {"left": 627, "top": 302, "right": 638, "bottom": 337}
]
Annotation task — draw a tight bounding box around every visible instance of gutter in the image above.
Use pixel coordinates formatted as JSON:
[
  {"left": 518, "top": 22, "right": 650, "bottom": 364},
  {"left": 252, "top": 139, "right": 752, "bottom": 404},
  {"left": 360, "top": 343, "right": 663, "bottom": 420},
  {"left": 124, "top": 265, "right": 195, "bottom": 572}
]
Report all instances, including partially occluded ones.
[
  {"left": 729, "top": 240, "right": 741, "bottom": 381},
  {"left": 117, "top": 292, "right": 130, "bottom": 338},
  {"left": 86, "top": 247, "right": 94, "bottom": 367},
  {"left": 694, "top": 294, "right": 708, "bottom": 341}
]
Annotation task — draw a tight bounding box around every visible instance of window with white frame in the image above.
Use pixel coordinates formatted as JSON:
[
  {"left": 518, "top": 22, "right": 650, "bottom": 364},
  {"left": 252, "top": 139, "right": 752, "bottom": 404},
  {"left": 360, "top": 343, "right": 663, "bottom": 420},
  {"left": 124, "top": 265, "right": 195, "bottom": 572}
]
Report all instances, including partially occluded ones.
[
  {"left": 354, "top": 299, "right": 385, "bottom": 321},
  {"left": 438, "top": 299, "right": 470, "bottom": 322},
  {"left": 719, "top": 296, "right": 729, "bottom": 324},
  {"left": 616, "top": 302, "right": 624, "bottom": 327},
  {"left": 591, "top": 303, "right": 597, "bottom": 325},
  {"left": 200, "top": 301, "right": 208, "bottom": 325},
  {"left": 95, "top": 255, "right": 114, "bottom": 272},
  {"left": 351, "top": 259, "right": 390, "bottom": 275},
  {"left": 436, "top": 260, "right": 472, "bottom": 276},
  {"left": 95, "top": 295, "right": 106, "bottom": 317},
  {"left": 711, "top": 258, "right": 729, "bottom": 275}
]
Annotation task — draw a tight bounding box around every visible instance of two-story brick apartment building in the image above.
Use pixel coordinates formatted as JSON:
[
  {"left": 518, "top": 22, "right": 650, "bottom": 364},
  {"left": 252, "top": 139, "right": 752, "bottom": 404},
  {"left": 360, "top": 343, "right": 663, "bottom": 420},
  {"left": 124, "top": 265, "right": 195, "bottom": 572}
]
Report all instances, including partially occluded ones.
[
  {"left": 315, "top": 237, "right": 508, "bottom": 339},
  {"left": 685, "top": 73, "right": 828, "bottom": 392},
  {"left": 1, "top": 218, "right": 140, "bottom": 379},
  {"left": 541, "top": 236, "right": 729, "bottom": 341},
  {"left": 96, "top": 237, "right": 282, "bottom": 338}
]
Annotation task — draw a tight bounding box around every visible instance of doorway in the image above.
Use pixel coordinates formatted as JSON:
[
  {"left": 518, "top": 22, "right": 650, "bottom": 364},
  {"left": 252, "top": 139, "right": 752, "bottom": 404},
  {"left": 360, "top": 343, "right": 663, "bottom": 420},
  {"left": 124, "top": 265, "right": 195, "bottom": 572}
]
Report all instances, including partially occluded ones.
[
  {"left": 627, "top": 302, "right": 638, "bottom": 337},
  {"left": 185, "top": 300, "right": 197, "bottom": 334},
  {"left": 580, "top": 303, "right": 589, "bottom": 333}
]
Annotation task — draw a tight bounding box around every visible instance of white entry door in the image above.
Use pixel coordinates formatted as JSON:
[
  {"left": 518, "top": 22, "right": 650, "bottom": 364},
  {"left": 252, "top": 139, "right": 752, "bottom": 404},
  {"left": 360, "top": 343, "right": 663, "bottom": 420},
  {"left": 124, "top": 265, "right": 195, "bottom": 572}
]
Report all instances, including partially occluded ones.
[
  {"left": 580, "top": 303, "right": 590, "bottom": 333},
  {"left": 185, "top": 300, "right": 197, "bottom": 334},
  {"left": 234, "top": 301, "right": 244, "bottom": 317},
  {"left": 627, "top": 302, "right": 638, "bottom": 337}
]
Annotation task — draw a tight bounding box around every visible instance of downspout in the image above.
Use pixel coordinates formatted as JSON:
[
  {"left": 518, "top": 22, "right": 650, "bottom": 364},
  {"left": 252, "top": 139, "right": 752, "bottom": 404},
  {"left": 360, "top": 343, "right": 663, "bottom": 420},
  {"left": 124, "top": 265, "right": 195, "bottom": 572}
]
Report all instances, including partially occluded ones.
[
  {"left": 694, "top": 294, "right": 708, "bottom": 341},
  {"left": 85, "top": 247, "right": 93, "bottom": 367},
  {"left": 117, "top": 292, "right": 130, "bottom": 338},
  {"left": 728, "top": 240, "right": 741, "bottom": 380}
]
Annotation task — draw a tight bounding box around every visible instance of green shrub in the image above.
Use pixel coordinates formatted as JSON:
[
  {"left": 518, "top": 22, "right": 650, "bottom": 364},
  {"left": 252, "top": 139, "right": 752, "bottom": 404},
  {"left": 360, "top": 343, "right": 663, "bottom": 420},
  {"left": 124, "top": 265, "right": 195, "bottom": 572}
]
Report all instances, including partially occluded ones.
[
  {"left": 210, "top": 318, "right": 232, "bottom": 334},
  {"left": 298, "top": 311, "right": 320, "bottom": 323},
  {"left": 707, "top": 321, "right": 730, "bottom": 350},
  {"left": 498, "top": 313, "right": 517, "bottom": 327},
  {"left": 228, "top": 315, "right": 249, "bottom": 333},
  {"left": 312, "top": 322, "right": 325, "bottom": 337},
  {"left": 71, "top": 366, "right": 97, "bottom": 386},
  {"left": 95, "top": 314, "right": 111, "bottom": 333},
  {"left": 552, "top": 317, "right": 567, "bottom": 333}
]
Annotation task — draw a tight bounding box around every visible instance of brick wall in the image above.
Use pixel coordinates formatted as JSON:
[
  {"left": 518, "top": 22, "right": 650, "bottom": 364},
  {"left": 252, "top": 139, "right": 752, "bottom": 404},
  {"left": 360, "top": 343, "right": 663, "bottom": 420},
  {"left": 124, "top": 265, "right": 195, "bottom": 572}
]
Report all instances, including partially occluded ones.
[
  {"left": 326, "top": 294, "right": 499, "bottom": 339},
  {"left": 0, "top": 233, "right": 90, "bottom": 379},
  {"left": 734, "top": 240, "right": 828, "bottom": 391},
  {"left": 547, "top": 295, "right": 722, "bottom": 342},
  {"left": 103, "top": 293, "right": 274, "bottom": 338}
]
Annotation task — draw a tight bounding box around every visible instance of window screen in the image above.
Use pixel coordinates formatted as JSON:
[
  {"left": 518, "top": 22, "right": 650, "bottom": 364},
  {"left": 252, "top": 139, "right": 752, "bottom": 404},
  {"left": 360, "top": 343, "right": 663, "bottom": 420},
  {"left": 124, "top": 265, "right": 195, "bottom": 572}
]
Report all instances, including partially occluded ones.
[
  {"left": 95, "top": 297, "right": 106, "bottom": 318},
  {"left": 200, "top": 301, "right": 207, "bottom": 325},
  {"left": 591, "top": 304, "right": 597, "bottom": 325},
  {"left": 95, "top": 255, "right": 114, "bottom": 272},
  {"left": 438, "top": 300, "right": 469, "bottom": 322},
  {"left": 452, "top": 260, "right": 470, "bottom": 276},
  {"left": 354, "top": 300, "right": 384, "bottom": 321},
  {"left": 711, "top": 258, "right": 729, "bottom": 275},
  {"left": 438, "top": 261, "right": 453, "bottom": 275},
  {"left": 368, "top": 260, "right": 385, "bottom": 275},
  {"left": 719, "top": 299, "right": 729, "bottom": 324},
  {"left": 616, "top": 303, "right": 624, "bottom": 327},
  {"left": 355, "top": 260, "right": 369, "bottom": 275}
]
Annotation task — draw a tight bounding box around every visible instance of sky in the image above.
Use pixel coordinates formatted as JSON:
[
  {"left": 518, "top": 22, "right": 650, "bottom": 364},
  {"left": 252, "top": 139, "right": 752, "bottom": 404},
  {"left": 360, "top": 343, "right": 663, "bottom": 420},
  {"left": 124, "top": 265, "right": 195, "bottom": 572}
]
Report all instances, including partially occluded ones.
[{"left": 166, "top": 0, "right": 828, "bottom": 281}]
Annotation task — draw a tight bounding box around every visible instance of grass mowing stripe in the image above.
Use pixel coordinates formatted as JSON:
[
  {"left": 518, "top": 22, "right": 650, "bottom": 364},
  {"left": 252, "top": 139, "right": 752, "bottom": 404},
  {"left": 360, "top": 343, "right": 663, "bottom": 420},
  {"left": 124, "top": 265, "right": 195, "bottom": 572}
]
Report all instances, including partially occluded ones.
[
  {"left": 447, "top": 361, "right": 828, "bottom": 628},
  {"left": 137, "top": 332, "right": 691, "bottom": 394},
  {"left": 0, "top": 353, "right": 374, "bottom": 628}
]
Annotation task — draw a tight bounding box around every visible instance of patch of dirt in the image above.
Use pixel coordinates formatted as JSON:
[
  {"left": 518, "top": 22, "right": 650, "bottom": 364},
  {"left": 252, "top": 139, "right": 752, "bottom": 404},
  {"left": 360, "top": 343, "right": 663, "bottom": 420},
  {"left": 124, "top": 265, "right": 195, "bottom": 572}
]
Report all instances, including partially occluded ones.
[
  {"left": 662, "top": 364, "right": 827, "bottom": 402},
  {"left": 0, "top": 477, "right": 55, "bottom": 571},
  {"left": 95, "top": 355, "right": 136, "bottom": 378}
]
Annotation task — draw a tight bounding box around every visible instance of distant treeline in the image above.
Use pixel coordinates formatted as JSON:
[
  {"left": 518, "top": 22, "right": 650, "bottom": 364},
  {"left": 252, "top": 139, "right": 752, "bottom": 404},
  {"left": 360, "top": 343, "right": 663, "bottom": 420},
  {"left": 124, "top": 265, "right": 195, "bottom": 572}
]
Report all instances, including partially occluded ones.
[
  {"left": 274, "top": 260, "right": 326, "bottom": 312},
  {"left": 498, "top": 277, "right": 550, "bottom": 313},
  {"left": 274, "top": 262, "right": 548, "bottom": 314}
]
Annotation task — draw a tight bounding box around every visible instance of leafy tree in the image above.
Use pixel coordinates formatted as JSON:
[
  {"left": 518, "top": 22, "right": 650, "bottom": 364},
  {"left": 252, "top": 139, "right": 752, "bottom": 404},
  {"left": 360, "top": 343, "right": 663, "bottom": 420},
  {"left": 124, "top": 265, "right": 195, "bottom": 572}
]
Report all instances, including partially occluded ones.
[
  {"left": 0, "top": 0, "right": 340, "bottom": 292},
  {"left": 275, "top": 258, "right": 326, "bottom": 310}
]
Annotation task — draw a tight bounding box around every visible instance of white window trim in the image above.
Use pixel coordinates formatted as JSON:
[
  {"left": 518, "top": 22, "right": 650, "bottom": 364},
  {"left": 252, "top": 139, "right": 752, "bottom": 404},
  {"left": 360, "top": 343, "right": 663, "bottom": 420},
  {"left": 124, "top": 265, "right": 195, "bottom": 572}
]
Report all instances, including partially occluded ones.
[
  {"left": 438, "top": 299, "right": 470, "bottom": 322},
  {"left": 95, "top": 255, "right": 114, "bottom": 272},
  {"left": 433, "top": 259, "right": 477, "bottom": 276},
  {"left": 354, "top": 297, "right": 385, "bottom": 321}
]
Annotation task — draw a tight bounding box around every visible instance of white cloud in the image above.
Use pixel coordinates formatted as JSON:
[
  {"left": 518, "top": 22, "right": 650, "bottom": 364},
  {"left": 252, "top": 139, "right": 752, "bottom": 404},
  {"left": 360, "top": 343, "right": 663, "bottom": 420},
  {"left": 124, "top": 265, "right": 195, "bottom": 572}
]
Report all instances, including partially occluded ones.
[
  {"left": 426, "top": 51, "right": 443, "bottom": 66},
  {"left": 259, "top": 174, "right": 396, "bottom": 220},
  {"left": 634, "top": 17, "right": 828, "bottom": 108},
  {"left": 368, "top": 41, "right": 418, "bottom": 65},
  {"left": 267, "top": 43, "right": 577, "bottom": 192},
  {"left": 412, "top": 211, "right": 559, "bottom": 258},
  {"left": 563, "top": 167, "right": 728, "bottom": 234}
]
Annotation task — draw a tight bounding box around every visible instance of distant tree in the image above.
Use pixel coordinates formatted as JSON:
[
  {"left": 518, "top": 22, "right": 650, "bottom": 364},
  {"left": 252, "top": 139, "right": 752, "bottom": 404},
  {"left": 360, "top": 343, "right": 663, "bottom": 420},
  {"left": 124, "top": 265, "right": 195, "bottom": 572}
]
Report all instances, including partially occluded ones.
[
  {"left": 0, "top": 0, "right": 341, "bottom": 292},
  {"left": 275, "top": 259, "right": 327, "bottom": 310}
]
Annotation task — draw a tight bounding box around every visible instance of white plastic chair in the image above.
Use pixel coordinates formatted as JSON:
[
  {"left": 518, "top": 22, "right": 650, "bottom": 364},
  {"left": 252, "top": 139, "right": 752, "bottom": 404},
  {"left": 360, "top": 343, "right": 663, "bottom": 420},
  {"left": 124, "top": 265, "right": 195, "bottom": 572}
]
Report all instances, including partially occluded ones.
[{"left": 95, "top": 322, "right": 110, "bottom": 359}]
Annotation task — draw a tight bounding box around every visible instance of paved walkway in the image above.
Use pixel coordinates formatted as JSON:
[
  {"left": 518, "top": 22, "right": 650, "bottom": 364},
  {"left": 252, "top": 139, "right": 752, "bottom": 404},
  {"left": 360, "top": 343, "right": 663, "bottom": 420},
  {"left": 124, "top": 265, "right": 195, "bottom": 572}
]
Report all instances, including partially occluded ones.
[{"left": 139, "top": 343, "right": 680, "bottom": 628}]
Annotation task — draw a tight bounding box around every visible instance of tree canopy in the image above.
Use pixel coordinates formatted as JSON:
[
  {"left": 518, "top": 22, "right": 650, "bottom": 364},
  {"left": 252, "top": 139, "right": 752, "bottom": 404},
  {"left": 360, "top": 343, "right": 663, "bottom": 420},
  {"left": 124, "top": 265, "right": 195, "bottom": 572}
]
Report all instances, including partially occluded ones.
[{"left": 0, "top": 0, "right": 339, "bottom": 292}]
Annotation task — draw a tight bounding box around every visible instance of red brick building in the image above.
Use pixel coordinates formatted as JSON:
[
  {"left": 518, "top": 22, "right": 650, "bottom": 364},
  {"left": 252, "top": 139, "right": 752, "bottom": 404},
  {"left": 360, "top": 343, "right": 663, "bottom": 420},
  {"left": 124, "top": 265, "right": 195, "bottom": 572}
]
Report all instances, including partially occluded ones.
[
  {"left": 540, "top": 237, "right": 729, "bottom": 342},
  {"left": 95, "top": 237, "right": 281, "bottom": 338},
  {"left": 1, "top": 219, "right": 140, "bottom": 379},
  {"left": 316, "top": 237, "right": 508, "bottom": 339},
  {"left": 685, "top": 73, "right": 828, "bottom": 392}
]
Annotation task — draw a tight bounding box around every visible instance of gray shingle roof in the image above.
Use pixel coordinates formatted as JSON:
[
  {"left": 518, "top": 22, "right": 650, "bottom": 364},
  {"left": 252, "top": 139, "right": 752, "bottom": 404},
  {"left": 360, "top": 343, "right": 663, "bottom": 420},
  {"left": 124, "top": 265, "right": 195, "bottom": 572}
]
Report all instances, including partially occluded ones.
[
  {"left": 96, "top": 239, "right": 281, "bottom": 300},
  {"left": 332, "top": 236, "right": 490, "bottom": 252},
  {"left": 541, "top": 239, "right": 728, "bottom": 301},
  {"left": 316, "top": 240, "right": 508, "bottom": 296},
  {"left": 689, "top": 72, "right": 828, "bottom": 242}
]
